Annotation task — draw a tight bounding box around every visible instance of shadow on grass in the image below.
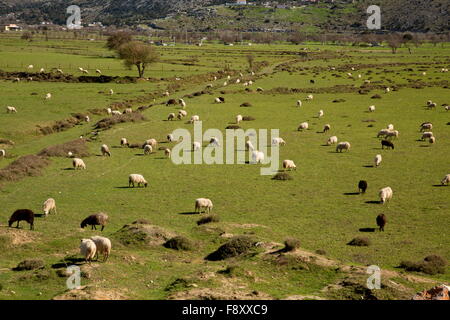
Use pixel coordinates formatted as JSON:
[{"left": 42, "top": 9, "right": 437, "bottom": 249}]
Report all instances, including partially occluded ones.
[
  {"left": 62, "top": 168, "right": 75, "bottom": 171},
  {"left": 365, "top": 200, "right": 381, "bottom": 204},
  {"left": 344, "top": 192, "right": 361, "bottom": 196},
  {"left": 432, "top": 184, "right": 447, "bottom": 187},
  {"left": 51, "top": 257, "right": 85, "bottom": 269},
  {"left": 363, "top": 165, "right": 374, "bottom": 168},
  {"left": 178, "top": 212, "right": 198, "bottom": 215},
  {"left": 359, "top": 228, "right": 376, "bottom": 232}
]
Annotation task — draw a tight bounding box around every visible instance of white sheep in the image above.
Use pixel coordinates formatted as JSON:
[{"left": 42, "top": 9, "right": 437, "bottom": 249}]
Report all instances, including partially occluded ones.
[
  {"left": 377, "top": 129, "right": 391, "bottom": 138},
  {"left": 306, "top": 94, "right": 314, "bottom": 100},
  {"left": 0, "top": 149, "right": 5, "bottom": 158},
  {"left": 444, "top": 105, "right": 449, "bottom": 111},
  {"left": 101, "top": 144, "right": 111, "bottom": 157},
  {"left": 336, "top": 142, "right": 351, "bottom": 153},
  {"left": 129, "top": 174, "right": 148, "bottom": 188},
  {"left": 385, "top": 87, "right": 390, "bottom": 93},
  {"left": 368, "top": 105, "right": 376, "bottom": 112},
  {"left": 144, "top": 144, "right": 153, "bottom": 155},
  {"left": 272, "top": 137, "right": 286, "bottom": 146},
  {"left": 6, "top": 106, "right": 17, "bottom": 113},
  {"left": 429, "top": 136, "right": 436, "bottom": 144},
  {"left": 236, "top": 79, "right": 241, "bottom": 84},
  {"left": 420, "top": 122, "right": 432, "bottom": 132},
  {"left": 85, "top": 115, "right": 90, "bottom": 122},
  {"left": 421, "top": 132, "right": 434, "bottom": 141},
  {"left": 165, "top": 148, "right": 171, "bottom": 158},
  {"left": 106, "top": 108, "right": 112, "bottom": 115},
  {"left": 73, "top": 158, "right": 86, "bottom": 170},
  {"left": 374, "top": 154, "right": 382, "bottom": 167},
  {"left": 144, "top": 139, "right": 158, "bottom": 149},
  {"left": 43, "top": 198, "right": 57, "bottom": 216},
  {"left": 246, "top": 140, "right": 254, "bottom": 151},
  {"left": 67, "top": 151, "right": 73, "bottom": 158},
  {"left": 283, "top": 160, "right": 296, "bottom": 171},
  {"left": 192, "top": 142, "right": 201, "bottom": 151},
  {"left": 109, "top": 89, "right": 114, "bottom": 95},
  {"left": 96, "top": 69, "right": 102, "bottom": 74},
  {"left": 318, "top": 110, "right": 324, "bottom": 118},
  {"left": 112, "top": 110, "right": 121, "bottom": 116},
  {"left": 209, "top": 137, "right": 220, "bottom": 147},
  {"left": 80, "top": 239, "right": 96, "bottom": 263},
  {"left": 214, "top": 97, "right": 222, "bottom": 104},
  {"left": 190, "top": 115, "right": 200, "bottom": 123},
  {"left": 298, "top": 122, "right": 309, "bottom": 131},
  {"left": 296, "top": 100, "right": 302, "bottom": 107},
  {"left": 45, "top": 93, "right": 52, "bottom": 100},
  {"left": 56, "top": 69, "right": 63, "bottom": 74},
  {"left": 90, "top": 236, "right": 111, "bottom": 261},
  {"left": 120, "top": 138, "right": 129, "bottom": 147},
  {"left": 123, "top": 108, "right": 132, "bottom": 114},
  {"left": 179, "top": 99, "right": 186, "bottom": 108},
  {"left": 13, "top": 77, "right": 20, "bottom": 82},
  {"left": 387, "top": 124, "right": 394, "bottom": 131},
  {"left": 168, "top": 113, "right": 175, "bottom": 121},
  {"left": 385, "top": 130, "right": 399, "bottom": 139},
  {"left": 195, "top": 198, "right": 213, "bottom": 214},
  {"left": 39, "top": 68, "right": 45, "bottom": 73},
  {"left": 252, "top": 150, "right": 265, "bottom": 164},
  {"left": 236, "top": 115, "right": 243, "bottom": 124},
  {"left": 167, "top": 134, "right": 175, "bottom": 142},
  {"left": 178, "top": 110, "right": 187, "bottom": 118},
  {"left": 441, "top": 174, "right": 450, "bottom": 185},
  {"left": 327, "top": 136, "right": 338, "bottom": 145},
  {"left": 379, "top": 187, "right": 393, "bottom": 204}
]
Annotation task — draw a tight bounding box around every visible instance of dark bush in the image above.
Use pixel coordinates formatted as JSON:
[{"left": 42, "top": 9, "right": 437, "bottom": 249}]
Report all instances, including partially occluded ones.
[
  {"left": 197, "top": 214, "right": 220, "bottom": 225},
  {"left": 0, "top": 155, "right": 50, "bottom": 183},
  {"left": 240, "top": 102, "right": 252, "bottom": 107},
  {"left": 206, "top": 236, "right": 256, "bottom": 261},
  {"left": 94, "top": 113, "right": 145, "bottom": 130},
  {"left": 38, "top": 139, "right": 90, "bottom": 157},
  {"left": 14, "top": 259, "right": 44, "bottom": 271},
  {"left": 283, "top": 238, "right": 301, "bottom": 252},
  {"left": 371, "top": 94, "right": 382, "bottom": 99},
  {"left": 400, "top": 255, "right": 447, "bottom": 275},
  {"left": 347, "top": 237, "right": 371, "bottom": 246},
  {"left": 272, "top": 173, "right": 293, "bottom": 181},
  {"left": 163, "top": 236, "right": 194, "bottom": 251}
]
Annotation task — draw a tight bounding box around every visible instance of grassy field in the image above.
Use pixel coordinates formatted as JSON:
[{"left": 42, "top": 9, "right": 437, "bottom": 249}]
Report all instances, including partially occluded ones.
[{"left": 0, "top": 34, "right": 449, "bottom": 300}]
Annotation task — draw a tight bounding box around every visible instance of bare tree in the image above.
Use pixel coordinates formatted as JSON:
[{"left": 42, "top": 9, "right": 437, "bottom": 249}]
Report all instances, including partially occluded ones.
[
  {"left": 117, "top": 41, "right": 159, "bottom": 78},
  {"left": 106, "top": 31, "right": 133, "bottom": 51}
]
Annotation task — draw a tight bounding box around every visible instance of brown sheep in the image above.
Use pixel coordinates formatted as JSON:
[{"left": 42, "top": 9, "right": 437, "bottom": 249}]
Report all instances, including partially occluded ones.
[
  {"left": 376, "top": 214, "right": 387, "bottom": 232},
  {"left": 8, "top": 209, "right": 35, "bottom": 230},
  {"left": 80, "top": 213, "right": 109, "bottom": 231}
]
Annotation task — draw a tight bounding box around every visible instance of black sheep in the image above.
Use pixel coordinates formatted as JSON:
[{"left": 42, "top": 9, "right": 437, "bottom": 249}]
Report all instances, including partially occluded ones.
[
  {"left": 376, "top": 214, "right": 387, "bottom": 232},
  {"left": 80, "top": 213, "right": 109, "bottom": 231},
  {"left": 8, "top": 209, "right": 34, "bottom": 230},
  {"left": 358, "top": 180, "right": 368, "bottom": 194},
  {"left": 381, "top": 140, "right": 394, "bottom": 149}
]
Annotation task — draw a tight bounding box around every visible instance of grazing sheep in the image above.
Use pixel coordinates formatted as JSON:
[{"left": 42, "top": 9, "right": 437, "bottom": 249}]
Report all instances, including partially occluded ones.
[
  {"left": 327, "top": 136, "right": 338, "bottom": 145},
  {"left": 283, "top": 160, "right": 296, "bottom": 171},
  {"left": 144, "top": 139, "right": 158, "bottom": 149},
  {"left": 190, "top": 115, "right": 200, "bottom": 123},
  {"left": 429, "top": 136, "right": 436, "bottom": 144},
  {"left": 374, "top": 154, "right": 382, "bottom": 167},
  {"left": 120, "top": 138, "right": 129, "bottom": 147},
  {"left": 73, "top": 158, "right": 86, "bottom": 170},
  {"left": 368, "top": 105, "right": 376, "bottom": 112},
  {"left": 223, "top": 81, "right": 228, "bottom": 86},
  {"left": 192, "top": 142, "right": 201, "bottom": 151},
  {"left": 377, "top": 129, "right": 391, "bottom": 138},
  {"left": 441, "top": 174, "right": 450, "bottom": 185},
  {"left": 90, "top": 236, "right": 111, "bottom": 262},
  {"left": 129, "top": 174, "right": 148, "bottom": 188},
  {"left": 387, "top": 124, "right": 394, "bottom": 131},
  {"left": 385, "top": 130, "right": 399, "bottom": 139},
  {"left": 96, "top": 69, "right": 102, "bottom": 74},
  {"left": 144, "top": 144, "right": 153, "bottom": 155},
  {"left": 80, "top": 239, "right": 96, "bottom": 263},
  {"left": 421, "top": 132, "right": 434, "bottom": 141},
  {"left": 45, "top": 93, "right": 52, "bottom": 100},
  {"left": 236, "top": 79, "right": 241, "bottom": 84},
  {"left": 209, "top": 137, "right": 220, "bottom": 147},
  {"left": 8, "top": 209, "right": 35, "bottom": 230},
  {"left": 168, "top": 113, "right": 175, "bottom": 121},
  {"left": 385, "top": 87, "right": 390, "bottom": 93},
  {"left": 123, "top": 108, "right": 132, "bottom": 114},
  {"left": 85, "top": 115, "right": 90, "bottom": 122},
  {"left": 296, "top": 100, "right": 302, "bottom": 107},
  {"left": 106, "top": 108, "right": 112, "bottom": 115},
  {"left": 306, "top": 94, "right": 314, "bottom": 100},
  {"left": 167, "top": 134, "right": 175, "bottom": 142},
  {"left": 109, "top": 89, "right": 114, "bottom": 95},
  {"left": 100, "top": 144, "right": 111, "bottom": 157},
  {"left": 252, "top": 150, "right": 265, "bottom": 164},
  {"left": 427, "top": 102, "right": 437, "bottom": 109},
  {"left": 298, "top": 122, "right": 309, "bottom": 131},
  {"left": 376, "top": 214, "right": 387, "bottom": 232},
  {"left": 272, "top": 137, "right": 286, "bottom": 146},
  {"left": 336, "top": 142, "right": 351, "bottom": 153},
  {"left": 81, "top": 213, "right": 109, "bottom": 231},
  {"left": 318, "top": 110, "right": 324, "bottom": 118},
  {"left": 165, "top": 148, "right": 171, "bottom": 158},
  {"left": 420, "top": 122, "right": 432, "bottom": 131},
  {"left": 236, "top": 114, "right": 243, "bottom": 124},
  {"left": 178, "top": 110, "right": 187, "bottom": 118},
  {"left": 195, "top": 198, "right": 213, "bottom": 214},
  {"left": 379, "top": 187, "right": 393, "bottom": 204},
  {"left": 39, "top": 68, "right": 45, "bottom": 73},
  {"left": 43, "top": 198, "right": 57, "bottom": 216},
  {"left": 13, "top": 77, "right": 20, "bottom": 82},
  {"left": 82, "top": 69, "right": 89, "bottom": 74},
  {"left": 67, "top": 151, "right": 73, "bottom": 158},
  {"left": 358, "top": 180, "right": 368, "bottom": 194},
  {"left": 381, "top": 140, "right": 394, "bottom": 150},
  {"left": 112, "top": 110, "right": 121, "bottom": 116},
  {"left": 246, "top": 140, "right": 254, "bottom": 151},
  {"left": 0, "top": 149, "right": 5, "bottom": 158},
  {"left": 323, "top": 124, "right": 331, "bottom": 133},
  {"left": 445, "top": 105, "right": 450, "bottom": 111},
  {"left": 6, "top": 106, "right": 17, "bottom": 113},
  {"left": 28, "top": 65, "right": 34, "bottom": 69}
]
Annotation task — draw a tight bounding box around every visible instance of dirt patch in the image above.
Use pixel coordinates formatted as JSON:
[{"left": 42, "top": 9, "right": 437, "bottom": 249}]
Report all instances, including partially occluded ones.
[
  {"left": 94, "top": 113, "right": 146, "bottom": 130},
  {"left": 0, "top": 227, "right": 39, "bottom": 246},
  {"left": 37, "top": 139, "right": 90, "bottom": 158},
  {"left": 53, "top": 286, "right": 128, "bottom": 300},
  {"left": 168, "top": 286, "right": 272, "bottom": 300},
  {"left": 113, "top": 221, "right": 176, "bottom": 247},
  {"left": 0, "top": 154, "right": 50, "bottom": 184}
]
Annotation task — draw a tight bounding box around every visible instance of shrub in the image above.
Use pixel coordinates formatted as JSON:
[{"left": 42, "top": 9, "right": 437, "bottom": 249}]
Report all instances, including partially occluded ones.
[
  {"left": 0, "top": 155, "right": 50, "bottom": 183},
  {"left": 163, "top": 236, "right": 194, "bottom": 251},
  {"left": 94, "top": 113, "right": 145, "bottom": 130},
  {"left": 197, "top": 214, "right": 220, "bottom": 226},
  {"left": 0, "top": 139, "right": 14, "bottom": 145},
  {"left": 283, "top": 238, "right": 301, "bottom": 252},
  {"left": 400, "top": 255, "right": 447, "bottom": 275},
  {"left": 316, "top": 249, "right": 327, "bottom": 255},
  {"left": 38, "top": 139, "right": 90, "bottom": 157},
  {"left": 347, "top": 237, "right": 371, "bottom": 246},
  {"left": 206, "top": 236, "right": 256, "bottom": 261},
  {"left": 14, "top": 259, "right": 44, "bottom": 271},
  {"left": 371, "top": 94, "right": 382, "bottom": 99},
  {"left": 272, "top": 173, "right": 293, "bottom": 181}
]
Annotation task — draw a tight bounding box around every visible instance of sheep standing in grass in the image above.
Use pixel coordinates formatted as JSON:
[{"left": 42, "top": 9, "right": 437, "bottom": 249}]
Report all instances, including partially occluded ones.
[
  {"left": 445, "top": 105, "right": 450, "bottom": 111},
  {"left": 6, "top": 106, "right": 17, "bottom": 113},
  {"left": 167, "top": 134, "right": 175, "bottom": 142},
  {"left": 165, "top": 148, "right": 171, "bottom": 158},
  {"left": 420, "top": 122, "right": 432, "bottom": 132},
  {"left": 178, "top": 110, "right": 187, "bottom": 118},
  {"left": 283, "top": 160, "right": 296, "bottom": 171},
  {"left": 144, "top": 144, "right": 153, "bottom": 155},
  {"left": 421, "top": 132, "right": 434, "bottom": 141},
  {"left": 298, "top": 122, "right": 309, "bottom": 131},
  {"left": 81, "top": 213, "right": 109, "bottom": 231},
  {"left": 441, "top": 174, "right": 450, "bottom": 185},
  {"left": 377, "top": 129, "right": 391, "bottom": 138},
  {"left": 112, "top": 110, "right": 121, "bottom": 116},
  {"left": 96, "top": 69, "right": 102, "bottom": 74},
  {"left": 129, "top": 174, "right": 148, "bottom": 188},
  {"left": 385, "top": 130, "right": 399, "bottom": 139},
  {"left": 336, "top": 142, "right": 351, "bottom": 153},
  {"left": 318, "top": 110, "right": 324, "bottom": 118},
  {"left": 369, "top": 105, "right": 376, "bottom": 112},
  {"left": 272, "top": 137, "right": 286, "bottom": 146},
  {"left": 429, "top": 136, "right": 436, "bottom": 144},
  {"left": 0, "top": 149, "right": 5, "bottom": 158},
  {"left": 90, "top": 236, "right": 111, "bottom": 262},
  {"left": 374, "top": 154, "right": 382, "bottom": 167},
  {"left": 168, "top": 113, "right": 175, "bottom": 121},
  {"left": 45, "top": 93, "right": 52, "bottom": 100},
  {"left": 327, "top": 136, "right": 338, "bottom": 146},
  {"left": 387, "top": 124, "right": 394, "bottom": 131},
  {"left": 236, "top": 115, "right": 243, "bottom": 124},
  {"left": 144, "top": 139, "right": 157, "bottom": 149},
  {"left": 8, "top": 209, "right": 35, "bottom": 230},
  {"left": 296, "top": 100, "right": 302, "bottom": 107},
  {"left": 195, "top": 198, "right": 213, "bottom": 214},
  {"left": 179, "top": 99, "right": 187, "bottom": 108},
  {"left": 120, "top": 138, "right": 129, "bottom": 147},
  {"left": 73, "top": 158, "right": 86, "bottom": 170},
  {"left": 101, "top": 144, "right": 111, "bottom": 157},
  {"left": 43, "top": 198, "right": 57, "bottom": 216},
  {"left": 376, "top": 214, "right": 387, "bottom": 232},
  {"left": 381, "top": 140, "right": 394, "bottom": 150},
  {"left": 109, "top": 89, "right": 114, "bottom": 95},
  {"left": 323, "top": 124, "right": 331, "bottom": 133},
  {"left": 123, "top": 108, "right": 132, "bottom": 114},
  {"left": 379, "top": 187, "right": 393, "bottom": 204},
  {"left": 252, "top": 150, "right": 265, "bottom": 164},
  {"left": 306, "top": 94, "right": 314, "bottom": 100},
  {"left": 106, "top": 108, "right": 112, "bottom": 115},
  {"left": 80, "top": 239, "right": 96, "bottom": 263},
  {"left": 190, "top": 115, "right": 200, "bottom": 123}
]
